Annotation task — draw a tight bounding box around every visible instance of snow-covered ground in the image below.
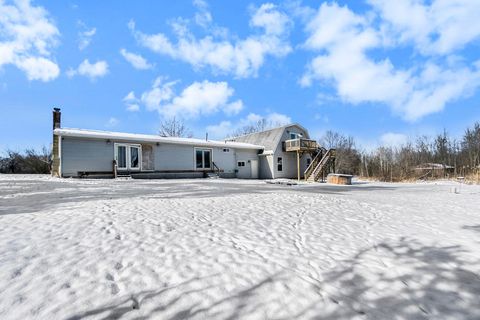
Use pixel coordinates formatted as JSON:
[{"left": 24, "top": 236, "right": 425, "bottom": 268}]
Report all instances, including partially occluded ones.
[{"left": 1, "top": 175, "right": 480, "bottom": 320}]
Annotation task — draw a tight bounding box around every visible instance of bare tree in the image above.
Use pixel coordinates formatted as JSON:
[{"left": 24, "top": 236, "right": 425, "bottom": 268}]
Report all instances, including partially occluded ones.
[
  {"left": 159, "top": 117, "right": 193, "bottom": 138},
  {"left": 0, "top": 147, "right": 51, "bottom": 174},
  {"left": 320, "top": 130, "right": 361, "bottom": 175}
]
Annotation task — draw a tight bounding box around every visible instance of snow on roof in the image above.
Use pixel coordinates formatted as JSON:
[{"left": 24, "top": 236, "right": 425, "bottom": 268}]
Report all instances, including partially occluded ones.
[{"left": 54, "top": 128, "right": 264, "bottom": 150}]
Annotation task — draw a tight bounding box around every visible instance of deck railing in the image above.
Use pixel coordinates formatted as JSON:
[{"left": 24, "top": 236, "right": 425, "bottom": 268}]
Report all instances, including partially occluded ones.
[{"left": 284, "top": 138, "right": 318, "bottom": 152}]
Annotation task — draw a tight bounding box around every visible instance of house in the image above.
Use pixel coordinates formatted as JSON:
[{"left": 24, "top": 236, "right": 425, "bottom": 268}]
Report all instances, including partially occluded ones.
[{"left": 51, "top": 108, "right": 335, "bottom": 180}]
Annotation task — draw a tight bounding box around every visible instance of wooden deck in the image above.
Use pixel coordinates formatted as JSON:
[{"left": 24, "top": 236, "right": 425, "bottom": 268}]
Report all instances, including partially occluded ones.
[{"left": 284, "top": 138, "right": 318, "bottom": 152}]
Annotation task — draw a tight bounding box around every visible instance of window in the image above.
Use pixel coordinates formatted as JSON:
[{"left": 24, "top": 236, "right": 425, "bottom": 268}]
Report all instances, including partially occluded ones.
[
  {"left": 117, "top": 145, "right": 127, "bottom": 169},
  {"left": 130, "top": 146, "right": 139, "bottom": 169},
  {"left": 289, "top": 132, "right": 303, "bottom": 139},
  {"left": 237, "top": 161, "right": 246, "bottom": 167},
  {"left": 195, "top": 148, "right": 212, "bottom": 169},
  {"left": 223, "top": 148, "right": 230, "bottom": 152},
  {"left": 115, "top": 144, "right": 141, "bottom": 170},
  {"left": 306, "top": 158, "right": 311, "bottom": 166},
  {"left": 277, "top": 157, "right": 283, "bottom": 171}
]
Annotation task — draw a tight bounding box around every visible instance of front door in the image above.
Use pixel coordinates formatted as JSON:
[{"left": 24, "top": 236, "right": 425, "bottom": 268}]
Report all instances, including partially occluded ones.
[
  {"left": 251, "top": 159, "right": 259, "bottom": 179},
  {"left": 129, "top": 145, "right": 140, "bottom": 170},
  {"left": 115, "top": 144, "right": 141, "bottom": 171}
]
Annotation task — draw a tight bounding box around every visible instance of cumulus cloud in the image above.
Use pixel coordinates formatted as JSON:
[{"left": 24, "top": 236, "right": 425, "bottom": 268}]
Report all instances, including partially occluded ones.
[
  {"left": 140, "top": 78, "right": 243, "bottom": 118},
  {"left": 368, "top": 0, "right": 480, "bottom": 55},
  {"left": 77, "top": 21, "right": 96, "bottom": 50},
  {"left": 120, "top": 48, "right": 153, "bottom": 70},
  {"left": 67, "top": 59, "right": 109, "bottom": 80},
  {"left": 193, "top": 0, "right": 212, "bottom": 29},
  {"left": 301, "top": 2, "right": 480, "bottom": 121},
  {"left": 129, "top": 3, "right": 292, "bottom": 78},
  {"left": 0, "top": 0, "right": 60, "bottom": 81},
  {"left": 380, "top": 132, "right": 408, "bottom": 148},
  {"left": 123, "top": 91, "right": 140, "bottom": 111},
  {"left": 250, "top": 3, "right": 292, "bottom": 36}
]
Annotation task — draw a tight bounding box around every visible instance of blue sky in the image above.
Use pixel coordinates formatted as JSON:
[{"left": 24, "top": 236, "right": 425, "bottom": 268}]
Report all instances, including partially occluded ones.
[{"left": 1, "top": 0, "right": 480, "bottom": 153}]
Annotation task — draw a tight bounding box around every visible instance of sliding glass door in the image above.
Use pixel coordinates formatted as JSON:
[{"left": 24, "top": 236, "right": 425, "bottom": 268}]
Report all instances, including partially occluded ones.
[
  {"left": 195, "top": 148, "right": 212, "bottom": 169},
  {"left": 115, "top": 144, "right": 141, "bottom": 171}
]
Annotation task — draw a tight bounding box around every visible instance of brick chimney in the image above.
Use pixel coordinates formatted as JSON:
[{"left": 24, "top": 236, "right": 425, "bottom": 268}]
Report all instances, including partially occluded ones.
[
  {"left": 52, "top": 108, "right": 61, "bottom": 177},
  {"left": 53, "top": 107, "right": 61, "bottom": 129}
]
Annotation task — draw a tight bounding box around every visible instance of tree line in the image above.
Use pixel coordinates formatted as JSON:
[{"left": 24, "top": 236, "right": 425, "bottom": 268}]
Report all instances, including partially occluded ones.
[
  {"left": 322, "top": 122, "right": 480, "bottom": 182},
  {"left": 0, "top": 148, "right": 51, "bottom": 174}
]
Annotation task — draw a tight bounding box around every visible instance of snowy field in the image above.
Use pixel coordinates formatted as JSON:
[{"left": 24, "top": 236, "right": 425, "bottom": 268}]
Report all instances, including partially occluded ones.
[{"left": 1, "top": 175, "right": 480, "bottom": 320}]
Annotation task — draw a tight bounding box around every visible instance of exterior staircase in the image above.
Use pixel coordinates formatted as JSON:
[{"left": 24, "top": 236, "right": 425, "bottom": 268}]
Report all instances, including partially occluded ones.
[
  {"left": 304, "top": 148, "right": 336, "bottom": 182},
  {"left": 205, "top": 162, "right": 221, "bottom": 179}
]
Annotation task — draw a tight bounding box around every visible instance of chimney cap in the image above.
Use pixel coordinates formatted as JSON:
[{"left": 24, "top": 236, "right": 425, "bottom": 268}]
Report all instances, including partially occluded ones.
[{"left": 53, "top": 107, "right": 61, "bottom": 112}]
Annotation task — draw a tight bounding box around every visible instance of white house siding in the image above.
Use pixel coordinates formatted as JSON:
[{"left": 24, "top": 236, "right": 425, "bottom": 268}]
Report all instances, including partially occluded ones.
[
  {"left": 154, "top": 144, "right": 195, "bottom": 171},
  {"left": 271, "top": 125, "right": 313, "bottom": 179},
  {"left": 259, "top": 154, "right": 274, "bottom": 179},
  {"left": 61, "top": 137, "right": 114, "bottom": 177},
  {"left": 235, "top": 149, "right": 260, "bottom": 179},
  {"left": 212, "top": 147, "right": 236, "bottom": 178}
]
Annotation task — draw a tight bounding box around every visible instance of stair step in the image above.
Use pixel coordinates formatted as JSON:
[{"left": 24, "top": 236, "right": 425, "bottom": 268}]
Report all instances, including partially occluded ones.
[{"left": 206, "top": 173, "right": 220, "bottom": 179}]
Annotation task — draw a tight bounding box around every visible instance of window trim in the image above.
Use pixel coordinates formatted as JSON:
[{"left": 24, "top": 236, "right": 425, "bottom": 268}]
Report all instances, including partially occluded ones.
[
  {"left": 237, "top": 161, "right": 246, "bottom": 167},
  {"left": 277, "top": 156, "right": 283, "bottom": 172}
]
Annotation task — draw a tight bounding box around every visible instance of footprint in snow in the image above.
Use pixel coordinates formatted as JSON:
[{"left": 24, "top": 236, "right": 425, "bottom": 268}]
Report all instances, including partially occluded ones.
[
  {"left": 110, "top": 283, "right": 120, "bottom": 295},
  {"left": 11, "top": 268, "right": 22, "bottom": 279},
  {"left": 114, "top": 262, "right": 123, "bottom": 270},
  {"left": 105, "top": 273, "right": 114, "bottom": 281}
]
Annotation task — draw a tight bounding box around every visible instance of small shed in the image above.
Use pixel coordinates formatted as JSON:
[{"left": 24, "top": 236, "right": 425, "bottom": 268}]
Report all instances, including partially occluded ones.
[{"left": 327, "top": 173, "right": 353, "bottom": 185}]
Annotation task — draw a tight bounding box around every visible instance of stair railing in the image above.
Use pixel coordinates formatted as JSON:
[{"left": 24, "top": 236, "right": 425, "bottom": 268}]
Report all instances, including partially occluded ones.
[
  {"left": 212, "top": 161, "right": 221, "bottom": 174},
  {"left": 304, "top": 147, "right": 327, "bottom": 181},
  {"left": 312, "top": 149, "right": 336, "bottom": 181}
]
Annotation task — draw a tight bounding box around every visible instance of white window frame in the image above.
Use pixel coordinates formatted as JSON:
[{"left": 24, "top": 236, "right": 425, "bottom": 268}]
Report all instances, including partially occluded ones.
[
  {"left": 277, "top": 156, "right": 283, "bottom": 172},
  {"left": 194, "top": 147, "right": 213, "bottom": 170},
  {"left": 114, "top": 143, "right": 142, "bottom": 171}
]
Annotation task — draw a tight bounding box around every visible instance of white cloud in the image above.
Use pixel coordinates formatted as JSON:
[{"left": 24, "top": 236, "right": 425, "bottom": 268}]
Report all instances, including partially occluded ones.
[
  {"left": 140, "top": 78, "right": 244, "bottom": 118},
  {"left": 16, "top": 56, "right": 59, "bottom": 81},
  {"left": 0, "top": 0, "right": 60, "bottom": 81},
  {"left": 368, "top": 0, "right": 480, "bottom": 55},
  {"left": 301, "top": 2, "right": 480, "bottom": 121},
  {"left": 250, "top": 3, "right": 292, "bottom": 36},
  {"left": 67, "top": 59, "right": 109, "bottom": 80},
  {"left": 77, "top": 21, "right": 96, "bottom": 50},
  {"left": 130, "top": 3, "right": 291, "bottom": 78},
  {"left": 224, "top": 100, "right": 244, "bottom": 116},
  {"left": 106, "top": 117, "right": 119, "bottom": 128},
  {"left": 193, "top": 0, "right": 212, "bottom": 28},
  {"left": 265, "top": 112, "right": 292, "bottom": 126},
  {"left": 123, "top": 91, "right": 140, "bottom": 112},
  {"left": 141, "top": 77, "right": 178, "bottom": 112},
  {"left": 206, "top": 120, "right": 232, "bottom": 138},
  {"left": 380, "top": 132, "right": 408, "bottom": 148},
  {"left": 120, "top": 48, "right": 153, "bottom": 70}
]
